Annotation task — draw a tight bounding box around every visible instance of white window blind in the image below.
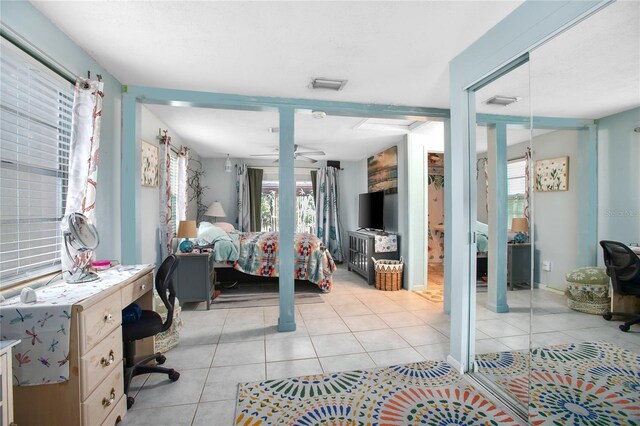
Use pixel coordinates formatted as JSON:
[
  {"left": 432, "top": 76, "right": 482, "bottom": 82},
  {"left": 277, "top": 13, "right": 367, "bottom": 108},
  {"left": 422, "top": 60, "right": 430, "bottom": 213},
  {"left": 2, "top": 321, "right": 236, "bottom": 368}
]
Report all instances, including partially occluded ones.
[
  {"left": 507, "top": 158, "right": 526, "bottom": 227},
  {"left": 0, "top": 40, "right": 74, "bottom": 287}
]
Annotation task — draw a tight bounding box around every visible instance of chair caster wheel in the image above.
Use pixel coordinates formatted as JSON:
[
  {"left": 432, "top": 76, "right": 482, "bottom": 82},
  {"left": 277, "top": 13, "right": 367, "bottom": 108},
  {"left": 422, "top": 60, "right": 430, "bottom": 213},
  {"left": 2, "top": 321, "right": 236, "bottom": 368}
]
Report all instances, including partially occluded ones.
[
  {"left": 127, "top": 396, "right": 135, "bottom": 409},
  {"left": 156, "top": 354, "right": 166, "bottom": 365},
  {"left": 169, "top": 370, "right": 180, "bottom": 381},
  {"left": 620, "top": 324, "right": 630, "bottom": 332},
  {"left": 603, "top": 313, "right": 613, "bottom": 321}
]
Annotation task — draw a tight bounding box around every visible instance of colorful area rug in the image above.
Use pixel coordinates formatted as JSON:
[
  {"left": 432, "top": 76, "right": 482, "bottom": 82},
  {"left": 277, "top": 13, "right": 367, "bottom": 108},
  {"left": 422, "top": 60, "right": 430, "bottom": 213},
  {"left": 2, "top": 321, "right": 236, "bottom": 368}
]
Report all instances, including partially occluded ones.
[
  {"left": 235, "top": 360, "right": 520, "bottom": 424},
  {"left": 475, "top": 341, "right": 640, "bottom": 424}
]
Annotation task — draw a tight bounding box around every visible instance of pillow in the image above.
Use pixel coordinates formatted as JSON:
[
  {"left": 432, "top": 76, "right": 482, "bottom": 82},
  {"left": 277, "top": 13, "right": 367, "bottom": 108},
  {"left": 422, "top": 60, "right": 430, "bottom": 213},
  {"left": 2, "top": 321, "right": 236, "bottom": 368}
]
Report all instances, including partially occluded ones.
[
  {"left": 197, "top": 224, "right": 230, "bottom": 244},
  {"left": 213, "top": 222, "right": 235, "bottom": 232}
]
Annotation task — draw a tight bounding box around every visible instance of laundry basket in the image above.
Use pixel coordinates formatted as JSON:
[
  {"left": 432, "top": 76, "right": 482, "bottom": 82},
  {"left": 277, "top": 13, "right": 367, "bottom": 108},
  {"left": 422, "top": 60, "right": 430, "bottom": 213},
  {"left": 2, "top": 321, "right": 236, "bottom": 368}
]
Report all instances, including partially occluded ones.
[{"left": 373, "top": 257, "right": 403, "bottom": 291}]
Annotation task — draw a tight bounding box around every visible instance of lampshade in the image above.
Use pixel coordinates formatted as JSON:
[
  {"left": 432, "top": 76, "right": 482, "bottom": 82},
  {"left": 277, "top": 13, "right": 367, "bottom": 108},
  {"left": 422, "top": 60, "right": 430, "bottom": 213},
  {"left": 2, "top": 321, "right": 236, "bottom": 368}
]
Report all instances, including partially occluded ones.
[
  {"left": 205, "top": 201, "right": 226, "bottom": 218},
  {"left": 224, "top": 154, "right": 232, "bottom": 173},
  {"left": 176, "top": 220, "right": 197, "bottom": 238},
  {"left": 511, "top": 217, "right": 529, "bottom": 234}
]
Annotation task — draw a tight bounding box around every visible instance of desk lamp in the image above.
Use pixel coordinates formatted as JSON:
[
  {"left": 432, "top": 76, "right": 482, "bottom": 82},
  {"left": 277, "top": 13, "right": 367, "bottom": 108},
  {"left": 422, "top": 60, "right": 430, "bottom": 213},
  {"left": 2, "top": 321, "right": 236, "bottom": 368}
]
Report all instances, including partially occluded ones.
[
  {"left": 205, "top": 201, "right": 226, "bottom": 223},
  {"left": 177, "top": 220, "right": 197, "bottom": 253}
]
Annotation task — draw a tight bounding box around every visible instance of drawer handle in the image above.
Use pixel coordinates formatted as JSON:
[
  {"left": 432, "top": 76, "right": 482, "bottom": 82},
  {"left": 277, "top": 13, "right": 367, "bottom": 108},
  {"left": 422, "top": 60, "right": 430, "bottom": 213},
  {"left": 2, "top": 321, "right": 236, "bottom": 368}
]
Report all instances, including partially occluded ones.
[
  {"left": 100, "top": 349, "right": 115, "bottom": 367},
  {"left": 140, "top": 283, "right": 146, "bottom": 291},
  {"left": 104, "top": 312, "right": 113, "bottom": 322},
  {"left": 102, "top": 388, "right": 116, "bottom": 407}
]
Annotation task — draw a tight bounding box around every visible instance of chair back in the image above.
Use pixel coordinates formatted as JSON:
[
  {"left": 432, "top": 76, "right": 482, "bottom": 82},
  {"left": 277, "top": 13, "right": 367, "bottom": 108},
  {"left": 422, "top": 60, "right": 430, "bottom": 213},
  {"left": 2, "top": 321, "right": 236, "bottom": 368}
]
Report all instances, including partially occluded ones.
[
  {"left": 600, "top": 240, "right": 640, "bottom": 296},
  {"left": 156, "top": 254, "right": 180, "bottom": 332}
]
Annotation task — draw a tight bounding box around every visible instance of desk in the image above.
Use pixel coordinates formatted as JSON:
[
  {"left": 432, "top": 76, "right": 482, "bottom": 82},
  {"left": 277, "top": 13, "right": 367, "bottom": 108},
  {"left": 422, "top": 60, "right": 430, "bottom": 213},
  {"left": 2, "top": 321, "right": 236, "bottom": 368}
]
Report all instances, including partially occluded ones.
[
  {"left": 0, "top": 340, "right": 19, "bottom": 426},
  {"left": 2, "top": 265, "right": 154, "bottom": 426}
]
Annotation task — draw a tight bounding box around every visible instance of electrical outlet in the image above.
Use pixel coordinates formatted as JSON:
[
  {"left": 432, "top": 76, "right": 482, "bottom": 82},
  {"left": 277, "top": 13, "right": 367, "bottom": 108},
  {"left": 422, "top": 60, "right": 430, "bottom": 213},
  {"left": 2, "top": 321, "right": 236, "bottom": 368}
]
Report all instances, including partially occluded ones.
[{"left": 542, "top": 260, "right": 552, "bottom": 272}]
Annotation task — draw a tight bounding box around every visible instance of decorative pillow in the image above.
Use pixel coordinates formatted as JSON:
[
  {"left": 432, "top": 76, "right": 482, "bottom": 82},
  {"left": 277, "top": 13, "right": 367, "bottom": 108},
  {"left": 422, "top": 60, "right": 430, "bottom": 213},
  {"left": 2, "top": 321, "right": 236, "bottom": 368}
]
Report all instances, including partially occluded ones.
[
  {"left": 197, "top": 224, "right": 230, "bottom": 244},
  {"left": 213, "top": 222, "right": 235, "bottom": 232}
]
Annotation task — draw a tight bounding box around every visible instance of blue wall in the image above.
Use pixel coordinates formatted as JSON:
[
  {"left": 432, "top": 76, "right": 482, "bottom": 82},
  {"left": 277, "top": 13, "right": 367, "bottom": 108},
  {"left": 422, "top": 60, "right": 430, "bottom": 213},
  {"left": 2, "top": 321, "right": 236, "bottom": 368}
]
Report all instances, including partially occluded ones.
[
  {"left": 597, "top": 107, "right": 640, "bottom": 251},
  {"left": 1, "top": 1, "right": 124, "bottom": 261}
]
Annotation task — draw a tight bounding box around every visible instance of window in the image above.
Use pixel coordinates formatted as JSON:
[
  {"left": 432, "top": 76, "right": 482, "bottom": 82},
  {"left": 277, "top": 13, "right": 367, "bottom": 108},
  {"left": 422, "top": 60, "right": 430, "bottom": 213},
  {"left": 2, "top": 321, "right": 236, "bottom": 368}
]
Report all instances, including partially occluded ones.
[
  {"left": 0, "top": 40, "right": 74, "bottom": 288},
  {"left": 260, "top": 169, "right": 316, "bottom": 234},
  {"left": 507, "top": 158, "right": 526, "bottom": 228}
]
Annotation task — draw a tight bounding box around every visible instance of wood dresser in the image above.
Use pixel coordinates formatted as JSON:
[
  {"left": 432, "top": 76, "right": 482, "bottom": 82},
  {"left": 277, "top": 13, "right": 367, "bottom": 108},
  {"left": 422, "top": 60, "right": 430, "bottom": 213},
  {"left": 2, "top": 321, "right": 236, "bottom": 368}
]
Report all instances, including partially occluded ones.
[{"left": 10, "top": 265, "right": 155, "bottom": 426}]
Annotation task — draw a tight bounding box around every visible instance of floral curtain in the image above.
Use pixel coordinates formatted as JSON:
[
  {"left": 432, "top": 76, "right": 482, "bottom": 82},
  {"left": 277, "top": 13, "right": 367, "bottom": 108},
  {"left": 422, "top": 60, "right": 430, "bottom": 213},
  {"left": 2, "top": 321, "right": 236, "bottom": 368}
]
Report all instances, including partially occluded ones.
[
  {"left": 315, "top": 166, "right": 343, "bottom": 262},
  {"left": 236, "top": 164, "right": 250, "bottom": 231},
  {"left": 159, "top": 133, "right": 172, "bottom": 259},
  {"left": 176, "top": 148, "right": 188, "bottom": 223},
  {"left": 62, "top": 78, "right": 104, "bottom": 273},
  {"left": 524, "top": 147, "right": 532, "bottom": 222},
  {"left": 427, "top": 172, "right": 445, "bottom": 263}
]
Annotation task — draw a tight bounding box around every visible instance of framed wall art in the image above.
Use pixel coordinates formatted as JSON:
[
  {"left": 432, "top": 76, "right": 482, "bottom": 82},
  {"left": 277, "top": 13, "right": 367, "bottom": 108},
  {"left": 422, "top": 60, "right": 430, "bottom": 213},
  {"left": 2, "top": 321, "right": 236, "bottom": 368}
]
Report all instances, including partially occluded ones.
[
  {"left": 534, "top": 156, "right": 569, "bottom": 191},
  {"left": 367, "top": 145, "right": 398, "bottom": 194},
  {"left": 141, "top": 140, "right": 159, "bottom": 187}
]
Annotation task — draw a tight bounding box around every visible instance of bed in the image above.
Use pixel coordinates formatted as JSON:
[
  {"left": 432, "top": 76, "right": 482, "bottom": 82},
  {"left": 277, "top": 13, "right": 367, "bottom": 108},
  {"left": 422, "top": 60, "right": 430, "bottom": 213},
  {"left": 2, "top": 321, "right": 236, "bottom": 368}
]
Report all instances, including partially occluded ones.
[{"left": 195, "top": 223, "right": 336, "bottom": 292}]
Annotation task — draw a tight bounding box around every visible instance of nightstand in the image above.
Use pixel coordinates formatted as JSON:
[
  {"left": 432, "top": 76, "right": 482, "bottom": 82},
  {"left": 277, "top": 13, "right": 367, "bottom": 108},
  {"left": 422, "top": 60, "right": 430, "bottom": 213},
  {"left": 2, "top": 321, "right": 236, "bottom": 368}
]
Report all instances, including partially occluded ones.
[{"left": 175, "top": 252, "right": 216, "bottom": 309}]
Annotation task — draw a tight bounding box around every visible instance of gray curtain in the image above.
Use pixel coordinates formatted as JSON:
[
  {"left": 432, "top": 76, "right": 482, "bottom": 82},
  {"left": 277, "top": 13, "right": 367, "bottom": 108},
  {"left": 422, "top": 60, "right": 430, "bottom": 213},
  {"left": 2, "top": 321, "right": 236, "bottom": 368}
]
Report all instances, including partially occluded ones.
[
  {"left": 236, "top": 165, "right": 250, "bottom": 231},
  {"left": 248, "top": 168, "right": 263, "bottom": 232},
  {"left": 310, "top": 170, "right": 317, "bottom": 201},
  {"left": 315, "top": 166, "right": 343, "bottom": 262}
]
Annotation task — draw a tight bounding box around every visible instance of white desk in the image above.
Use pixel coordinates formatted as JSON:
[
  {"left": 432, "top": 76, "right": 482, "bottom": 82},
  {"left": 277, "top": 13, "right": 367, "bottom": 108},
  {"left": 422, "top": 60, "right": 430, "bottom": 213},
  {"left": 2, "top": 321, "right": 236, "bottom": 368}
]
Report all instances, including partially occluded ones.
[{"left": 1, "top": 265, "right": 154, "bottom": 426}]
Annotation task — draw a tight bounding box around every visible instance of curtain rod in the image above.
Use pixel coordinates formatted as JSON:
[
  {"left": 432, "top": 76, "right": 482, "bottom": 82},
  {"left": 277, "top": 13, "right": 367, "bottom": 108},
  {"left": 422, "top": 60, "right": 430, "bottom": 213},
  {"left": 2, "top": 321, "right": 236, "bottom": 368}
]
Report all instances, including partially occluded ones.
[
  {"left": 158, "top": 128, "right": 187, "bottom": 156},
  {"left": 1, "top": 25, "right": 76, "bottom": 85}
]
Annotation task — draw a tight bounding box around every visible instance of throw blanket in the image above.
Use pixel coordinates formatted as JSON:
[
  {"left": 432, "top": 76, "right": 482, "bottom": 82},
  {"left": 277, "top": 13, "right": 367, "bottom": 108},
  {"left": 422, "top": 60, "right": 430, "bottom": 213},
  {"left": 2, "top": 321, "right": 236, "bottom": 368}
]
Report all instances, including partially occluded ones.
[{"left": 234, "top": 232, "right": 336, "bottom": 291}]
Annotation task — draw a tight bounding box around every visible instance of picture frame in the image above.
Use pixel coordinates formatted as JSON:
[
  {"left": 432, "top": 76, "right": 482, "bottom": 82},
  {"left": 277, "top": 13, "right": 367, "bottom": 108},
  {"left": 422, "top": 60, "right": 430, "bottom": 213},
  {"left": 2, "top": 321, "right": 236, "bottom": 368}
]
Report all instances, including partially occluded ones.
[
  {"left": 367, "top": 145, "right": 398, "bottom": 194},
  {"left": 534, "top": 156, "right": 569, "bottom": 191},
  {"left": 141, "top": 140, "right": 159, "bottom": 187}
]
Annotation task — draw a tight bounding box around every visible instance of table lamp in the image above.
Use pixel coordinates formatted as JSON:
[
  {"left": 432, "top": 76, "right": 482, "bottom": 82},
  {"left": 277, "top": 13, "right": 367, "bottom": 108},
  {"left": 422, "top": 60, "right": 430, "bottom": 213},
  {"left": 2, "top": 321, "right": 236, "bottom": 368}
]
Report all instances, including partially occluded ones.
[
  {"left": 177, "top": 220, "right": 197, "bottom": 253},
  {"left": 205, "top": 201, "right": 226, "bottom": 222},
  {"left": 511, "top": 217, "right": 529, "bottom": 243}
]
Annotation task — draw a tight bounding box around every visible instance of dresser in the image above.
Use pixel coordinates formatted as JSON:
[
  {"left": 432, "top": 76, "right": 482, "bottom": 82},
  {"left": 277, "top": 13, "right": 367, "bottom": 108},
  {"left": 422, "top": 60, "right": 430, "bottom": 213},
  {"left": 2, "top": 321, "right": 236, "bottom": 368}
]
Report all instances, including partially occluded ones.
[
  {"left": 347, "top": 231, "right": 400, "bottom": 286},
  {"left": 6, "top": 265, "right": 155, "bottom": 426},
  {"left": 175, "top": 252, "right": 216, "bottom": 310},
  {"left": 0, "top": 340, "right": 19, "bottom": 426}
]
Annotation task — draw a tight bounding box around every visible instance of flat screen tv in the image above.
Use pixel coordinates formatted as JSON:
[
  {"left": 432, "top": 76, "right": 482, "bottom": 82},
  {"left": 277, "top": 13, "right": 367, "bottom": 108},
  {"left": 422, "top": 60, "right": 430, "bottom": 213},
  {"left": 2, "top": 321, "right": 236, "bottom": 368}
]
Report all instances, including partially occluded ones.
[{"left": 358, "top": 191, "right": 384, "bottom": 230}]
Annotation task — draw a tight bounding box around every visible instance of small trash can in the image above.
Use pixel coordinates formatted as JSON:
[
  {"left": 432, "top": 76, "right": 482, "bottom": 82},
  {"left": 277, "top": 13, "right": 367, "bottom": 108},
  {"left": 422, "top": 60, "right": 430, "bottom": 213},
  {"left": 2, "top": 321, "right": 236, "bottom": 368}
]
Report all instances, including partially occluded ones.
[
  {"left": 372, "top": 257, "right": 403, "bottom": 291},
  {"left": 565, "top": 267, "right": 610, "bottom": 315}
]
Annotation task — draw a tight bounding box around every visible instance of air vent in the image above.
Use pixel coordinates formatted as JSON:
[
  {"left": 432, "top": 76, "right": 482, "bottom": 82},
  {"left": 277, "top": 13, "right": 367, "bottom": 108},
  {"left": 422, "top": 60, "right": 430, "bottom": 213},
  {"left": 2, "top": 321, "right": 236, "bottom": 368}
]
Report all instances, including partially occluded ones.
[
  {"left": 485, "top": 95, "right": 522, "bottom": 106},
  {"left": 309, "top": 78, "right": 347, "bottom": 91}
]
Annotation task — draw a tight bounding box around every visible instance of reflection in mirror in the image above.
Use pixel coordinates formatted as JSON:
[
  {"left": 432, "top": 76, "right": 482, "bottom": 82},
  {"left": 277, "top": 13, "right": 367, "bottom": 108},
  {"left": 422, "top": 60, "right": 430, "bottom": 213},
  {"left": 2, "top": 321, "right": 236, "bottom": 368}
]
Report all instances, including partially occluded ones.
[
  {"left": 471, "top": 60, "right": 532, "bottom": 414},
  {"left": 527, "top": 0, "right": 639, "bottom": 421}
]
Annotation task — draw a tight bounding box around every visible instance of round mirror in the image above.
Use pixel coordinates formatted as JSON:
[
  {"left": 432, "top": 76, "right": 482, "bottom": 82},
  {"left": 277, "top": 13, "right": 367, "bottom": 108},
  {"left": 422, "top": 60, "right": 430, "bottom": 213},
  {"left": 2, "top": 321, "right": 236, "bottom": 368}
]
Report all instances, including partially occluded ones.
[{"left": 63, "top": 212, "right": 100, "bottom": 283}]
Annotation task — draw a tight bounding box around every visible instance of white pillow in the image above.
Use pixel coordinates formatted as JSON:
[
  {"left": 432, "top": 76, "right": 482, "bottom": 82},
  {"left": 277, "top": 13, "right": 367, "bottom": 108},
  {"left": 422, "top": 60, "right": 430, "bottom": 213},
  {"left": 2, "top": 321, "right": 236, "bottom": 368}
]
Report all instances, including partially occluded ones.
[{"left": 213, "top": 222, "right": 235, "bottom": 232}]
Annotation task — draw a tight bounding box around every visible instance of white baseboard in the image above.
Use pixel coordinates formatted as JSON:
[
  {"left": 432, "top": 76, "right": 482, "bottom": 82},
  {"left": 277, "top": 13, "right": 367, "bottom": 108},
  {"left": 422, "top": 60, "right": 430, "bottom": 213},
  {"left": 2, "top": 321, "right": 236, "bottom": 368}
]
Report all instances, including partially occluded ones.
[{"left": 446, "top": 354, "right": 465, "bottom": 374}]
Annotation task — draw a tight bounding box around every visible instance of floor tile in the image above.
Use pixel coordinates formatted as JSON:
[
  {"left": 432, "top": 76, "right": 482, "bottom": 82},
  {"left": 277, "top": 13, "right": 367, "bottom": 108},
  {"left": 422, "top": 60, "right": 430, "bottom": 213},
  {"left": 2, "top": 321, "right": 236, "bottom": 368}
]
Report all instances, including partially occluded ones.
[
  {"left": 333, "top": 302, "right": 374, "bottom": 317},
  {"left": 219, "top": 322, "right": 265, "bottom": 343},
  {"left": 266, "top": 358, "right": 324, "bottom": 379},
  {"left": 192, "top": 400, "right": 236, "bottom": 426},
  {"left": 368, "top": 347, "right": 425, "bottom": 367},
  {"left": 212, "top": 341, "right": 265, "bottom": 366},
  {"left": 201, "top": 363, "right": 265, "bottom": 402},
  {"left": 121, "top": 403, "right": 197, "bottom": 425},
  {"left": 476, "top": 319, "right": 528, "bottom": 338},
  {"left": 360, "top": 300, "right": 406, "bottom": 313},
  {"left": 378, "top": 311, "right": 424, "bottom": 328},
  {"left": 354, "top": 329, "right": 410, "bottom": 352},
  {"left": 179, "top": 323, "right": 223, "bottom": 346},
  {"left": 298, "top": 304, "right": 340, "bottom": 319},
  {"left": 224, "top": 307, "right": 265, "bottom": 325},
  {"left": 414, "top": 342, "right": 450, "bottom": 361},
  {"left": 342, "top": 314, "right": 389, "bottom": 332},
  {"left": 393, "top": 325, "right": 448, "bottom": 346},
  {"left": 264, "top": 324, "right": 309, "bottom": 339},
  {"left": 265, "top": 336, "right": 317, "bottom": 362},
  {"left": 311, "top": 333, "right": 365, "bottom": 357},
  {"left": 129, "top": 368, "right": 208, "bottom": 410},
  {"left": 319, "top": 353, "right": 377, "bottom": 374},
  {"left": 164, "top": 344, "right": 216, "bottom": 370},
  {"left": 305, "top": 316, "right": 350, "bottom": 335}
]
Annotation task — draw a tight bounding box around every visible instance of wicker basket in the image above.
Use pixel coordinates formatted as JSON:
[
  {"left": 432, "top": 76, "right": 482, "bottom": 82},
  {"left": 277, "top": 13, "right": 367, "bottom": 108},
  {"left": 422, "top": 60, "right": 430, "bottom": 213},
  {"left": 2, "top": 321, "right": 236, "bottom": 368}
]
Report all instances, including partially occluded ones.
[{"left": 373, "top": 257, "right": 403, "bottom": 291}]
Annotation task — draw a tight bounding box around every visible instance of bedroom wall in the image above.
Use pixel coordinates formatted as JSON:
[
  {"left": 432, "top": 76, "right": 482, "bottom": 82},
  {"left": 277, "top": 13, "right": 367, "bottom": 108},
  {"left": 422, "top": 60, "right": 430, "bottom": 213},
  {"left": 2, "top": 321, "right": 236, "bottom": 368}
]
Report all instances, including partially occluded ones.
[
  {"left": 139, "top": 106, "right": 197, "bottom": 265},
  {"left": 597, "top": 107, "right": 640, "bottom": 254},
  {"left": 339, "top": 159, "right": 368, "bottom": 258},
  {"left": 1, "top": 1, "right": 124, "bottom": 261}
]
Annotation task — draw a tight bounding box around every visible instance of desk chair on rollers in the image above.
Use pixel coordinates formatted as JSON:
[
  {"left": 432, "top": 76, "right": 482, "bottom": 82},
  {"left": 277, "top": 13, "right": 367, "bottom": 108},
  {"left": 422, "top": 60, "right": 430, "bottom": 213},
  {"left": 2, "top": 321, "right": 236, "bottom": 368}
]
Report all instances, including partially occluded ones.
[
  {"left": 600, "top": 240, "right": 640, "bottom": 332},
  {"left": 122, "top": 254, "right": 181, "bottom": 408}
]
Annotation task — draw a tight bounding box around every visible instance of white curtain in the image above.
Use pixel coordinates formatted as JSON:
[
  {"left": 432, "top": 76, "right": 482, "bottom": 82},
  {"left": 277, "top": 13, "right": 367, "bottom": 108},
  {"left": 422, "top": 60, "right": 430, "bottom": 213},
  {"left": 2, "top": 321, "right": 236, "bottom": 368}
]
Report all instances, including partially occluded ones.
[
  {"left": 236, "top": 164, "right": 250, "bottom": 231},
  {"left": 159, "top": 133, "right": 172, "bottom": 259},
  {"left": 176, "top": 148, "right": 188, "bottom": 223},
  {"left": 315, "top": 166, "right": 343, "bottom": 262},
  {"left": 62, "top": 78, "right": 104, "bottom": 273}
]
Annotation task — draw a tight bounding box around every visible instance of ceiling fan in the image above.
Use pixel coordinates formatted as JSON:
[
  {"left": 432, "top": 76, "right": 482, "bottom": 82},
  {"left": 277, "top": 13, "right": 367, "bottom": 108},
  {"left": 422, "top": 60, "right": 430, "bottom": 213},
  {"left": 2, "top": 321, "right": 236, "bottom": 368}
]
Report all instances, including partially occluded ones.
[{"left": 251, "top": 144, "right": 326, "bottom": 163}]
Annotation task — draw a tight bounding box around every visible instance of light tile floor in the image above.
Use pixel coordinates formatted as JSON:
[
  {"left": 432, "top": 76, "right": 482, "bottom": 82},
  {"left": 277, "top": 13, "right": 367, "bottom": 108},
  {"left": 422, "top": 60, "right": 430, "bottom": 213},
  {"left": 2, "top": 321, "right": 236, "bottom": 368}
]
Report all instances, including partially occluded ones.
[{"left": 121, "top": 265, "right": 640, "bottom": 425}]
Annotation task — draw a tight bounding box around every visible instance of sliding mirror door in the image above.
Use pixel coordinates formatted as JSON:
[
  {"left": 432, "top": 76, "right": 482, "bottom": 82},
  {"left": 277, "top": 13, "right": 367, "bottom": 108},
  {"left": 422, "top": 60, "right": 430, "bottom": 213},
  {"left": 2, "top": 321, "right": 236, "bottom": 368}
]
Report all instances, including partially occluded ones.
[
  {"left": 471, "top": 60, "right": 533, "bottom": 413},
  {"left": 526, "top": 1, "right": 640, "bottom": 421}
]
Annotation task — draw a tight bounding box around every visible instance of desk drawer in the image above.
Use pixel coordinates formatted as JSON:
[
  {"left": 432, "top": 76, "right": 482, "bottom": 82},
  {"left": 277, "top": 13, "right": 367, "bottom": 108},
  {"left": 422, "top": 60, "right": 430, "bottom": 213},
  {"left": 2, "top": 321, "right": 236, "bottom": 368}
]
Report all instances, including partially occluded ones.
[
  {"left": 79, "top": 291, "right": 122, "bottom": 355},
  {"left": 121, "top": 273, "right": 153, "bottom": 308},
  {"left": 101, "top": 394, "right": 126, "bottom": 426},
  {"left": 81, "top": 360, "right": 124, "bottom": 426},
  {"left": 81, "top": 326, "right": 123, "bottom": 399}
]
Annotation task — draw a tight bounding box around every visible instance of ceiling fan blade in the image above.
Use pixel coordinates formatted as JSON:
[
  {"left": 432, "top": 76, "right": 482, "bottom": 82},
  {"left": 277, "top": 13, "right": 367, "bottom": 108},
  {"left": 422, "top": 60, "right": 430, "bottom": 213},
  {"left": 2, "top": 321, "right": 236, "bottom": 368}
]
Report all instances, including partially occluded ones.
[
  {"left": 250, "top": 153, "right": 279, "bottom": 157},
  {"left": 296, "top": 150, "right": 326, "bottom": 156},
  {"left": 296, "top": 154, "right": 318, "bottom": 163}
]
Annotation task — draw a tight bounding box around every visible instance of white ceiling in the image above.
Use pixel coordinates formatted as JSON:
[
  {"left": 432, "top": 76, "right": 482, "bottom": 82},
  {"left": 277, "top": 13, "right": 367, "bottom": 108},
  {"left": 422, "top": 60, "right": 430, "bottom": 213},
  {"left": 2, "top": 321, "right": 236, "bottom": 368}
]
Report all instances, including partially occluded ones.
[{"left": 30, "top": 1, "right": 639, "bottom": 160}]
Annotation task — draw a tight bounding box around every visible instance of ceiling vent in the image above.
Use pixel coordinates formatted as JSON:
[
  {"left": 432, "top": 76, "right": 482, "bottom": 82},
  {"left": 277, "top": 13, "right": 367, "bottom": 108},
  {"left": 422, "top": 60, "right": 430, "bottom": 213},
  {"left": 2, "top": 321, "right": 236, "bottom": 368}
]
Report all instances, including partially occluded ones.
[
  {"left": 485, "top": 95, "right": 522, "bottom": 106},
  {"left": 309, "top": 78, "right": 347, "bottom": 91}
]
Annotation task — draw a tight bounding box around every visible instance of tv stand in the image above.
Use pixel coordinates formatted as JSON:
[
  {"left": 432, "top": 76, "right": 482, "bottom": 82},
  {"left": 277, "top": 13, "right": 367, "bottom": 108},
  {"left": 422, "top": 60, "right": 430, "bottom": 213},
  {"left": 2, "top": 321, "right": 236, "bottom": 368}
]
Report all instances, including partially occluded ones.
[{"left": 347, "top": 230, "right": 400, "bottom": 286}]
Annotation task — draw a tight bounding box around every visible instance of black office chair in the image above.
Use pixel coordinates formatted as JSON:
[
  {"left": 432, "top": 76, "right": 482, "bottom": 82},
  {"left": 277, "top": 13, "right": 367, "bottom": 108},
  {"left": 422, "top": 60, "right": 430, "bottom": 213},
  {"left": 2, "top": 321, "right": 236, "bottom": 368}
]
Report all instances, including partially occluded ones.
[
  {"left": 600, "top": 240, "right": 640, "bottom": 332},
  {"left": 123, "top": 254, "right": 181, "bottom": 408}
]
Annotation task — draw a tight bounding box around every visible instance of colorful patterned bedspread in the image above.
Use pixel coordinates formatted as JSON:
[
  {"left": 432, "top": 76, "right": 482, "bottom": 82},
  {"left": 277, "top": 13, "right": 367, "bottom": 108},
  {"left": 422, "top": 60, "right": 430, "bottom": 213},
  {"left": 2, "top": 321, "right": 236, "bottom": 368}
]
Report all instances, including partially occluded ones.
[{"left": 233, "top": 232, "right": 336, "bottom": 291}]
